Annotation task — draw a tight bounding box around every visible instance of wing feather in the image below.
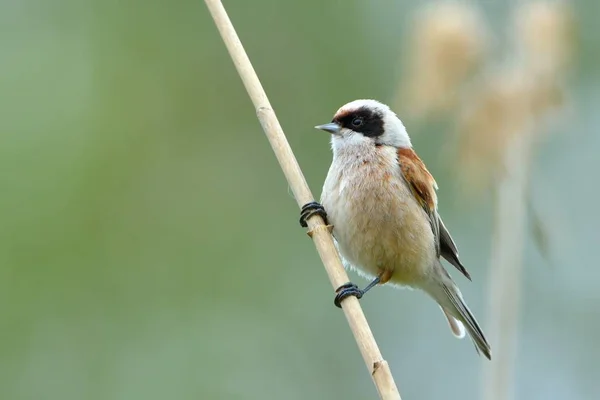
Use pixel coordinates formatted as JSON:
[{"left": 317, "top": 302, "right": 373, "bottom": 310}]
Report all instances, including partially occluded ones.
[{"left": 397, "top": 148, "right": 471, "bottom": 280}]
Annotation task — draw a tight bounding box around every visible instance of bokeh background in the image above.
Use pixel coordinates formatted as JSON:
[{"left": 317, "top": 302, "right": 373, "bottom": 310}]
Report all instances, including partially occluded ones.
[{"left": 1, "top": 0, "right": 598, "bottom": 399}]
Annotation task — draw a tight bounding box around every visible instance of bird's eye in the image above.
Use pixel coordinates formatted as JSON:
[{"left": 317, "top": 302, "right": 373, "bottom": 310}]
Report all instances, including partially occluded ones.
[{"left": 352, "top": 117, "right": 363, "bottom": 127}]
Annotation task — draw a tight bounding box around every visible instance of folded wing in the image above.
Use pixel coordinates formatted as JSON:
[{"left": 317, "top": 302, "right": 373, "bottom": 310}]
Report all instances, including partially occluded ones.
[{"left": 397, "top": 148, "right": 471, "bottom": 280}]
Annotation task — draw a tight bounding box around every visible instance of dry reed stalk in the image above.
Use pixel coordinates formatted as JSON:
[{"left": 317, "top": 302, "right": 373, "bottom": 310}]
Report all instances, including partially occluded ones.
[
  {"left": 203, "top": 1, "right": 401, "bottom": 398},
  {"left": 455, "top": 66, "right": 538, "bottom": 400},
  {"left": 482, "top": 123, "right": 535, "bottom": 400}
]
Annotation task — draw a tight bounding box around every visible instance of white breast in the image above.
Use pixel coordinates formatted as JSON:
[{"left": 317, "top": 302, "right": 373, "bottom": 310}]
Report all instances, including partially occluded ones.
[{"left": 321, "top": 141, "right": 435, "bottom": 286}]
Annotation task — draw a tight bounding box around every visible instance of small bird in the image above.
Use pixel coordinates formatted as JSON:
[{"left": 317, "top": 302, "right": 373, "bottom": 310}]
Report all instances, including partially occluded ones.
[{"left": 299, "top": 99, "right": 491, "bottom": 359}]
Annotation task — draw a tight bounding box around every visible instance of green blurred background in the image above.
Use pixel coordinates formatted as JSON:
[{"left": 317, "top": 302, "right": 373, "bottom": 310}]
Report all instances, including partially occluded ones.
[{"left": 1, "top": 0, "right": 598, "bottom": 399}]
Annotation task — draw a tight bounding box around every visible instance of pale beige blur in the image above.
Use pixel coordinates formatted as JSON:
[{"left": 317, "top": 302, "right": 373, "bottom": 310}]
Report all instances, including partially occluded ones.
[
  {"left": 398, "top": 1, "right": 488, "bottom": 117},
  {"left": 517, "top": 1, "right": 575, "bottom": 78}
]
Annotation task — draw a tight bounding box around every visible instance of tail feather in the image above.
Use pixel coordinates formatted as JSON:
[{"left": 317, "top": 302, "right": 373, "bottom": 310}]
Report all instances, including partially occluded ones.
[
  {"left": 425, "top": 265, "right": 492, "bottom": 359},
  {"left": 440, "top": 306, "right": 465, "bottom": 338},
  {"left": 441, "top": 282, "right": 492, "bottom": 360}
]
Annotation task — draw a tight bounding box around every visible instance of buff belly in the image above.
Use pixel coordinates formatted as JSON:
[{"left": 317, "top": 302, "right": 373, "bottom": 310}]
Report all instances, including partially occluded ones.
[{"left": 322, "top": 162, "right": 436, "bottom": 286}]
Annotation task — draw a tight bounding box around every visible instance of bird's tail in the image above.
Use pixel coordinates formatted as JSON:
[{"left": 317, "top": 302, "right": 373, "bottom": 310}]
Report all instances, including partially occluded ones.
[
  {"left": 439, "top": 305, "right": 466, "bottom": 339},
  {"left": 425, "top": 267, "right": 492, "bottom": 360}
]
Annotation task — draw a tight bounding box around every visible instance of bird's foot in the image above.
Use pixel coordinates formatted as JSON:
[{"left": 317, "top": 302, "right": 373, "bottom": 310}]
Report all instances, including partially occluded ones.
[
  {"left": 299, "top": 201, "right": 328, "bottom": 227},
  {"left": 334, "top": 282, "right": 363, "bottom": 308}
]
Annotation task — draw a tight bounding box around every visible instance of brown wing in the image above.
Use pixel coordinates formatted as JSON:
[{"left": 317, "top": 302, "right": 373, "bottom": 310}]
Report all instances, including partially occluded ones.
[
  {"left": 397, "top": 148, "right": 471, "bottom": 280},
  {"left": 397, "top": 148, "right": 440, "bottom": 251}
]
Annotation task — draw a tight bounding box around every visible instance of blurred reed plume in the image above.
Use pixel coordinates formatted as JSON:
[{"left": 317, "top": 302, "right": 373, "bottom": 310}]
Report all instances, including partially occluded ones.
[
  {"left": 516, "top": 1, "right": 576, "bottom": 126},
  {"left": 454, "top": 1, "right": 575, "bottom": 196},
  {"left": 517, "top": 1, "right": 575, "bottom": 79},
  {"left": 398, "top": 0, "right": 575, "bottom": 195},
  {"left": 455, "top": 60, "right": 567, "bottom": 196},
  {"left": 396, "top": 1, "right": 488, "bottom": 118},
  {"left": 456, "top": 68, "right": 534, "bottom": 194}
]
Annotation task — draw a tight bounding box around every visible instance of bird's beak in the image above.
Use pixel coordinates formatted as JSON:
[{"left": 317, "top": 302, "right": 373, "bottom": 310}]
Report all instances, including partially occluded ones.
[{"left": 314, "top": 122, "right": 341, "bottom": 135}]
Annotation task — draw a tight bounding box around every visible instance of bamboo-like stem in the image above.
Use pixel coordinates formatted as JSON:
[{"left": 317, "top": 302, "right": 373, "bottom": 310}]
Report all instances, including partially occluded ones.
[
  {"left": 203, "top": 1, "right": 401, "bottom": 399},
  {"left": 482, "top": 127, "right": 534, "bottom": 400}
]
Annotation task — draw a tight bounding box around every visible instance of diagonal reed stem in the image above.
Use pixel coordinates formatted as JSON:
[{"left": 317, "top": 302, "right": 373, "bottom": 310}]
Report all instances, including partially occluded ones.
[{"left": 203, "top": 1, "right": 401, "bottom": 398}]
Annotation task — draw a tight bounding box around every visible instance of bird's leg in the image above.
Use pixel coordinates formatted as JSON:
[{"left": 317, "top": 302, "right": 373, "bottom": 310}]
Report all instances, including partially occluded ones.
[
  {"left": 299, "top": 201, "right": 329, "bottom": 227},
  {"left": 334, "top": 273, "right": 383, "bottom": 308}
]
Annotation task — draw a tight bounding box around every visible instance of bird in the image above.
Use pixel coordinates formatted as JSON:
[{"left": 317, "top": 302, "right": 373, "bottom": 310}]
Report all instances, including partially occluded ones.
[{"left": 299, "top": 99, "right": 491, "bottom": 359}]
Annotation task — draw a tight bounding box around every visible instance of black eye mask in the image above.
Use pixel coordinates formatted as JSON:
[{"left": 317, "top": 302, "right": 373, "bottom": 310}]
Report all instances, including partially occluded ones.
[{"left": 334, "top": 107, "right": 385, "bottom": 138}]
